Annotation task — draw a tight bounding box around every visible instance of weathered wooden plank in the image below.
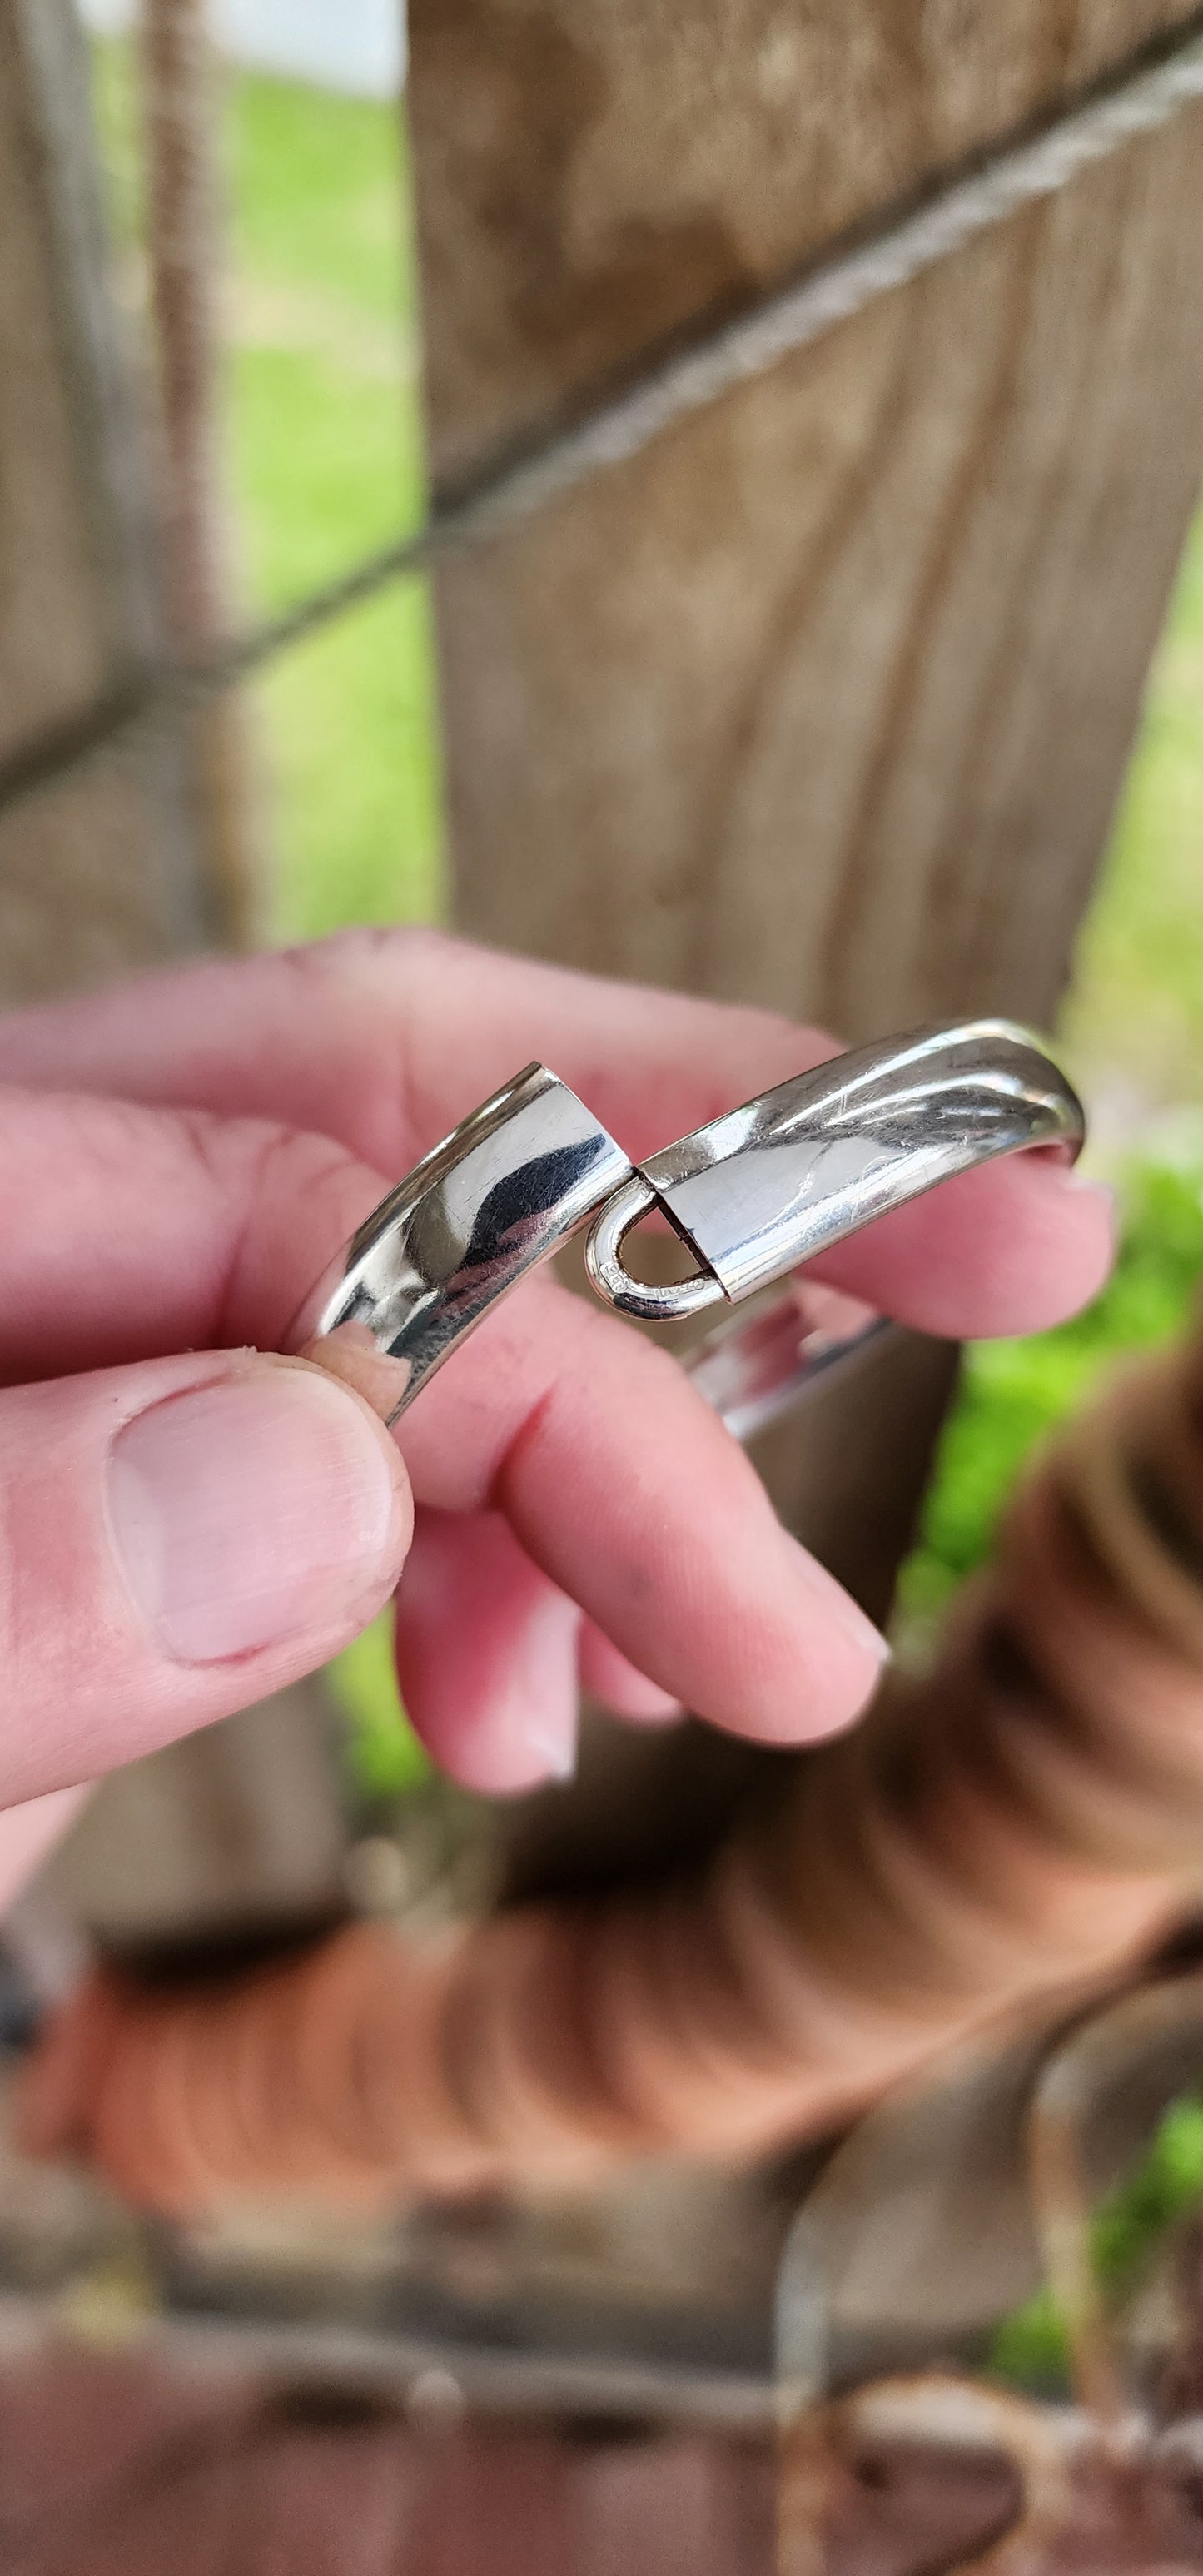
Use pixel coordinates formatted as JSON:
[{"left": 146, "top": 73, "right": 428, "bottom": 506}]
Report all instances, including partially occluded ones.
[
  {"left": 142, "top": 0, "right": 261, "bottom": 939},
  {"left": 0, "top": 0, "right": 209, "bottom": 1000},
  {"left": 410, "top": 0, "right": 1203, "bottom": 1040},
  {"left": 408, "top": 0, "right": 1203, "bottom": 1595}
]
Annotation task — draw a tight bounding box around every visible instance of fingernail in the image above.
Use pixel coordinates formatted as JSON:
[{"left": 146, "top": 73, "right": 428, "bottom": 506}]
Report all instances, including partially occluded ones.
[
  {"left": 107, "top": 1363, "right": 402, "bottom": 1664},
  {"left": 452, "top": 1688, "right": 579, "bottom": 1795},
  {"left": 1063, "top": 1171, "right": 1117, "bottom": 1216},
  {"left": 522, "top": 1710, "right": 579, "bottom": 1783},
  {"left": 788, "top": 1535, "right": 892, "bottom": 1668}
]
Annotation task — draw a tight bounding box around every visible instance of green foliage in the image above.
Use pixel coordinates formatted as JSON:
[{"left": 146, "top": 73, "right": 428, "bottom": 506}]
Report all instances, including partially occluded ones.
[
  {"left": 991, "top": 2092, "right": 1203, "bottom": 2391},
  {"left": 895, "top": 1148, "right": 1203, "bottom": 1647},
  {"left": 331, "top": 1607, "right": 430, "bottom": 1798},
  {"left": 988, "top": 2280, "right": 1067, "bottom": 2391},
  {"left": 87, "top": 39, "right": 443, "bottom": 939},
  {"left": 1063, "top": 511, "right": 1203, "bottom": 1107},
  {"left": 225, "top": 73, "right": 419, "bottom": 329},
  {"left": 222, "top": 76, "right": 445, "bottom": 939}
]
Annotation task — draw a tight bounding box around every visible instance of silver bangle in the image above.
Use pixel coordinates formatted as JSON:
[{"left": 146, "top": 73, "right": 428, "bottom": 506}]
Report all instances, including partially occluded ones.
[{"left": 287, "top": 1021, "right": 1083, "bottom": 1439}]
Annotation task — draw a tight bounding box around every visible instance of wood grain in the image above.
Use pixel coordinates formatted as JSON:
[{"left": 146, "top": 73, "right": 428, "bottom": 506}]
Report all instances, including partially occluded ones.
[
  {"left": 410, "top": 0, "right": 1203, "bottom": 1039},
  {"left": 408, "top": 0, "right": 1203, "bottom": 1608},
  {"left": 0, "top": 0, "right": 208, "bottom": 1002}
]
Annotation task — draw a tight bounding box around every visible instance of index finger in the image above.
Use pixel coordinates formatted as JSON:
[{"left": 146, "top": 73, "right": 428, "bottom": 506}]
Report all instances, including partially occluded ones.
[
  {"left": 0, "top": 929, "right": 1112, "bottom": 1338},
  {"left": 0, "top": 928, "right": 818, "bottom": 1165},
  {"left": 0, "top": 1087, "right": 887, "bottom": 1753}
]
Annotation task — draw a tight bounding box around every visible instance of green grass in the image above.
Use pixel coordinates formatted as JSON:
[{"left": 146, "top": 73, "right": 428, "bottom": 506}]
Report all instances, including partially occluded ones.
[
  {"left": 90, "top": 42, "right": 444, "bottom": 943},
  {"left": 225, "top": 72, "right": 418, "bottom": 329},
  {"left": 332, "top": 1604, "right": 430, "bottom": 1798},
  {"left": 1063, "top": 515, "right": 1203, "bottom": 1108},
  {"left": 223, "top": 78, "right": 445, "bottom": 937}
]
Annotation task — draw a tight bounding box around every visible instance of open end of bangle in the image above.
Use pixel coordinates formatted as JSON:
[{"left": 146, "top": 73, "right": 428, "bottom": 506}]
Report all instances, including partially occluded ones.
[{"left": 584, "top": 1176, "right": 727, "bottom": 1320}]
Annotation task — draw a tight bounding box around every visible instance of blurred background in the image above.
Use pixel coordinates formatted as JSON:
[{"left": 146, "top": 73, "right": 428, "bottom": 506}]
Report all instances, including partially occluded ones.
[{"left": 2, "top": 5, "right": 1203, "bottom": 2566}]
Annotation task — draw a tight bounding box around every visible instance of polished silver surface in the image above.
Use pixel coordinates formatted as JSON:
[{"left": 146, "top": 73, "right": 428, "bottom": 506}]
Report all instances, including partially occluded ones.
[
  {"left": 684, "top": 1298, "right": 893, "bottom": 1445},
  {"left": 584, "top": 1020, "right": 1083, "bottom": 1324},
  {"left": 287, "top": 1063, "right": 632, "bottom": 1421},
  {"left": 291, "top": 1021, "right": 1082, "bottom": 1436}
]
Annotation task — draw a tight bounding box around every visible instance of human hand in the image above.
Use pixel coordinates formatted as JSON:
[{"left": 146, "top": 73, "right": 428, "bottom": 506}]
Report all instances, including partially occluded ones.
[{"left": 0, "top": 930, "right": 1111, "bottom": 1879}]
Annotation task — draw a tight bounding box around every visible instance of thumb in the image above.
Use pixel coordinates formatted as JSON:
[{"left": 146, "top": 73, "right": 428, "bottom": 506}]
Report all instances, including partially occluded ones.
[{"left": 0, "top": 1350, "right": 411, "bottom": 1806}]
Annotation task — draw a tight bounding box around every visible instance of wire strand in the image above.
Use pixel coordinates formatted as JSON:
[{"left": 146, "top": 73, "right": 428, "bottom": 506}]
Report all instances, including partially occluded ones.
[{"left": 4, "top": 8, "right": 1203, "bottom": 823}]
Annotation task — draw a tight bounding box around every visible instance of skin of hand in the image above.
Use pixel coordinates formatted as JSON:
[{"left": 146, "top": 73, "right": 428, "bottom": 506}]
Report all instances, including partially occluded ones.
[{"left": 0, "top": 928, "right": 1112, "bottom": 1912}]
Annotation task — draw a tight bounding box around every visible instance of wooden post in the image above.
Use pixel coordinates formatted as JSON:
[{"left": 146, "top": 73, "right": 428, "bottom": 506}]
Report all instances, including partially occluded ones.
[
  {"left": 407, "top": 0, "right": 1203, "bottom": 1584},
  {"left": 0, "top": 0, "right": 211, "bottom": 998},
  {"left": 0, "top": 0, "right": 344, "bottom": 1950},
  {"left": 142, "top": 0, "right": 262, "bottom": 942}
]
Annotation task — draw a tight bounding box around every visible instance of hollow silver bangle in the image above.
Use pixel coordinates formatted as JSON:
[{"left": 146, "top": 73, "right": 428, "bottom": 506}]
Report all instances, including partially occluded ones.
[{"left": 286, "top": 1020, "right": 1083, "bottom": 1438}]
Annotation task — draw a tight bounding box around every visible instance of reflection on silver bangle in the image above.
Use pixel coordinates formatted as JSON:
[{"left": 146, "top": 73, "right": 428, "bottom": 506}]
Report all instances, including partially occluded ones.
[{"left": 286, "top": 1019, "right": 1084, "bottom": 1440}]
